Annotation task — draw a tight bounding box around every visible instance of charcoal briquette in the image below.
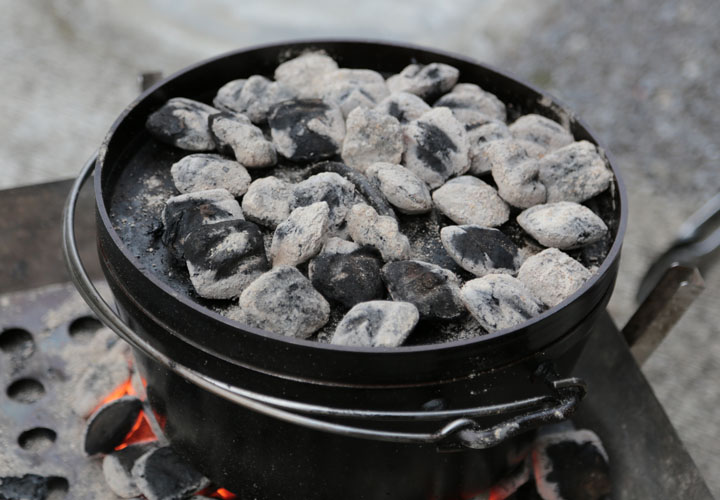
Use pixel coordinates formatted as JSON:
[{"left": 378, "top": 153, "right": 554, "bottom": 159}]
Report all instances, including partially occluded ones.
[
  {"left": 103, "top": 442, "right": 159, "bottom": 498},
  {"left": 270, "top": 202, "right": 330, "bottom": 267},
  {"left": 290, "top": 172, "right": 356, "bottom": 229},
  {"left": 146, "top": 97, "right": 218, "bottom": 151},
  {"left": 208, "top": 111, "right": 277, "bottom": 167},
  {"left": 440, "top": 225, "right": 521, "bottom": 277},
  {"left": 131, "top": 446, "right": 210, "bottom": 500},
  {"left": 432, "top": 176, "right": 509, "bottom": 227},
  {"left": 387, "top": 63, "right": 459, "bottom": 100},
  {"left": 320, "top": 68, "right": 390, "bottom": 117},
  {"left": 170, "top": 154, "right": 251, "bottom": 196},
  {"left": 374, "top": 91, "right": 431, "bottom": 124},
  {"left": 331, "top": 300, "right": 419, "bottom": 347},
  {"left": 83, "top": 396, "right": 143, "bottom": 455},
  {"left": 517, "top": 202, "right": 608, "bottom": 250},
  {"left": 341, "top": 106, "right": 403, "bottom": 173}
]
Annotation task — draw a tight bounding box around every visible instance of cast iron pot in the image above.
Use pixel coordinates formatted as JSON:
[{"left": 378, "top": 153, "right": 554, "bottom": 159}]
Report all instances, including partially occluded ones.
[{"left": 64, "top": 40, "right": 627, "bottom": 500}]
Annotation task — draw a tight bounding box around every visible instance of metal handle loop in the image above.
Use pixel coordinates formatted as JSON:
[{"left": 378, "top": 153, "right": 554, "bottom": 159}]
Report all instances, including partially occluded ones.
[{"left": 62, "top": 153, "right": 586, "bottom": 450}]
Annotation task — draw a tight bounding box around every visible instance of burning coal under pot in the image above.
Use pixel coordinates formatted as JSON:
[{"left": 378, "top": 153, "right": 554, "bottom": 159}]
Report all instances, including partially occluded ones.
[{"left": 63, "top": 40, "right": 627, "bottom": 499}]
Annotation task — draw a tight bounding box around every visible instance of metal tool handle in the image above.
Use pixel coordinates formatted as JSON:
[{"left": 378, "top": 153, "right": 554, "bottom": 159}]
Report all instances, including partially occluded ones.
[{"left": 62, "top": 153, "right": 586, "bottom": 450}]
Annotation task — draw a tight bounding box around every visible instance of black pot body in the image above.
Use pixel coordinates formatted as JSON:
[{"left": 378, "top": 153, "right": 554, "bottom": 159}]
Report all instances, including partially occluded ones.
[{"left": 94, "top": 40, "right": 627, "bottom": 500}]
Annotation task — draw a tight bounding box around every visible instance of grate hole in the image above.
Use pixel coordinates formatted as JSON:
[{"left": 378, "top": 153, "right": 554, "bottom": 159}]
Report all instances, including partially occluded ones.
[
  {"left": 7, "top": 378, "right": 45, "bottom": 403},
  {"left": 46, "top": 476, "right": 69, "bottom": 500},
  {"left": 0, "top": 328, "right": 35, "bottom": 357},
  {"left": 68, "top": 316, "right": 102, "bottom": 342},
  {"left": 18, "top": 427, "right": 56, "bottom": 453}
]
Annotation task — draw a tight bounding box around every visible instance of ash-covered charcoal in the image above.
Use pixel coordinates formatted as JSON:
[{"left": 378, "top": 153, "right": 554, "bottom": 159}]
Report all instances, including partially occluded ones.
[
  {"left": 84, "top": 395, "right": 143, "bottom": 455},
  {"left": 374, "top": 91, "right": 431, "bottom": 124},
  {"left": 241, "top": 176, "right": 294, "bottom": 229},
  {"left": 518, "top": 248, "right": 591, "bottom": 307},
  {"left": 487, "top": 140, "right": 547, "bottom": 208},
  {"left": 270, "top": 202, "right": 330, "bottom": 267},
  {"left": 274, "top": 51, "right": 339, "bottom": 98},
  {"left": 517, "top": 202, "right": 609, "bottom": 250},
  {"left": 466, "top": 119, "right": 512, "bottom": 175},
  {"left": 435, "top": 83, "right": 507, "bottom": 125},
  {"left": 162, "top": 189, "right": 244, "bottom": 259},
  {"left": 290, "top": 172, "right": 356, "bottom": 229},
  {"left": 403, "top": 107, "right": 470, "bottom": 188},
  {"left": 331, "top": 300, "right": 420, "bottom": 347},
  {"left": 509, "top": 114, "right": 574, "bottom": 157},
  {"left": 208, "top": 112, "right": 277, "bottom": 167},
  {"left": 341, "top": 107, "right": 403, "bottom": 173},
  {"left": 532, "top": 429, "right": 611, "bottom": 500},
  {"left": 488, "top": 460, "right": 532, "bottom": 500},
  {"left": 146, "top": 97, "right": 218, "bottom": 151},
  {"left": 432, "top": 176, "right": 509, "bottom": 227},
  {"left": 0, "top": 474, "right": 50, "bottom": 500},
  {"left": 461, "top": 274, "right": 543, "bottom": 332},
  {"left": 538, "top": 141, "right": 614, "bottom": 203},
  {"left": 347, "top": 203, "right": 411, "bottom": 261},
  {"left": 386, "top": 62, "right": 460, "bottom": 100},
  {"left": 103, "top": 442, "right": 159, "bottom": 499},
  {"left": 381, "top": 260, "right": 465, "bottom": 320},
  {"left": 72, "top": 342, "right": 130, "bottom": 417},
  {"left": 170, "top": 154, "right": 251, "bottom": 196},
  {"left": 268, "top": 98, "right": 345, "bottom": 162},
  {"left": 212, "top": 78, "right": 246, "bottom": 112},
  {"left": 441, "top": 225, "right": 521, "bottom": 277},
  {"left": 365, "top": 162, "right": 432, "bottom": 215},
  {"left": 184, "top": 220, "right": 269, "bottom": 299},
  {"left": 131, "top": 446, "right": 210, "bottom": 500},
  {"left": 218, "top": 75, "right": 296, "bottom": 123},
  {"left": 235, "top": 266, "right": 330, "bottom": 338},
  {"left": 309, "top": 240, "right": 385, "bottom": 308},
  {"left": 320, "top": 68, "right": 390, "bottom": 117}
]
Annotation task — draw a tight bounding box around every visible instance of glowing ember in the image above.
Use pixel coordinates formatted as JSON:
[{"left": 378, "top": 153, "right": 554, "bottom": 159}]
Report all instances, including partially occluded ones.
[
  {"left": 94, "top": 378, "right": 135, "bottom": 413},
  {"left": 197, "top": 487, "right": 237, "bottom": 499}
]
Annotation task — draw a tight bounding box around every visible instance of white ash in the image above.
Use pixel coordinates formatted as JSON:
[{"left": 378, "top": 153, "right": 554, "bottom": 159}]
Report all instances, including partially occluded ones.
[
  {"left": 466, "top": 119, "right": 512, "bottom": 175},
  {"left": 170, "top": 153, "right": 251, "bottom": 196},
  {"left": 268, "top": 98, "right": 345, "bottom": 162},
  {"left": 460, "top": 274, "right": 543, "bottom": 332},
  {"left": 331, "top": 300, "right": 419, "bottom": 348},
  {"left": 432, "top": 176, "right": 509, "bottom": 227},
  {"left": 208, "top": 112, "right": 277, "bottom": 167},
  {"left": 487, "top": 139, "right": 547, "bottom": 208},
  {"left": 290, "top": 172, "right": 356, "bottom": 229},
  {"left": 347, "top": 203, "right": 411, "bottom": 261},
  {"left": 241, "top": 176, "right": 294, "bottom": 229},
  {"left": 184, "top": 220, "right": 269, "bottom": 299},
  {"left": 224, "top": 75, "right": 296, "bottom": 123},
  {"left": 434, "top": 83, "right": 507, "bottom": 125},
  {"left": 274, "top": 51, "right": 339, "bottom": 98},
  {"left": 320, "top": 68, "right": 390, "bottom": 117},
  {"left": 538, "top": 141, "right": 614, "bottom": 203},
  {"left": 235, "top": 266, "right": 330, "bottom": 339},
  {"left": 145, "top": 97, "right": 218, "bottom": 151},
  {"left": 386, "top": 63, "right": 459, "bottom": 99},
  {"left": 509, "top": 114, "right": 574, "bottom": 155},
  {"left": 270, "top": 202, "right": 330, "bottom": 267},
  {"left": 212, "top": 78, "right": 246, "bottom": 112},
  {"left": 402, "top": 107, "right": 470, "bottom": 188},
  {"left": 365, "top": 162, "right": 432, "bottom": 214},
  {"left": 440, "top": 225, "right": 521, "bottom": 277},
  {"left": 131, "top": 446, "right": 210, "bottom": 500},
  {"left": 322, "top": 236, "right": 360, "bottom": 255},
  {"left": 341, "top": 107, "right": 403, "bottom": 173},
  {"left": 374, "top": 91, "right": 431, "bottom": 124},
  {"left": 103, "top": 442, "right": 158, "bottom": 499},
  {"left": 517, "top": 202, "right": 609, "bottom": 250},
  {"left": 517, "top": 248, "right": 592, "bottom": 307},
  {"left": 71, "top": 341, "right": 130, "bottom": 417}
]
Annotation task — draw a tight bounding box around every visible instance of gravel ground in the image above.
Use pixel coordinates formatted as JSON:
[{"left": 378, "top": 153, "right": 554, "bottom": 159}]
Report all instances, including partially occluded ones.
[{"left": 1, "top": 0, "right": 718, "bottom": 495}]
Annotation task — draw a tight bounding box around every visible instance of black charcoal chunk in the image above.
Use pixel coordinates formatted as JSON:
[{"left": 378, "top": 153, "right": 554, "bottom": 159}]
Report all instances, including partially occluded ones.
[
  {"left": 274, "top": 51, "right": 339, "bottom": 98},
  {"left": 208, "top": 112, "right": 277, "bottom": 167},
  {"left": 103, "top": 442, "right": 159, "bottom": 498},
  {"left": 146, "top": 97, "right": 218, "bottom": 151},
  {"left": 0, "top": 474, "right": 49, "bottom": 500},
  {"left": 309, "top": 244, "right": 385, "bottom": 308},
  {"left": 220, "top": 75, "right": 296, "bottom": 123},
  {"left": 332, "top": 301, "right": 419, "bottom": 347},
  {"left": 347, "top": 204, "right": 410, "bottom": 261},
  {"left": 290, "top": 172, "right": 356, "bottom": 229},
  {"left": 381, "top": 260, "right": 465, "bottom": 320},
  {"left": 517, "top": 248, "right": 591, "bottom": 307},
  {"left": 162, "top": 189, "right": 244, "bottom": 260},
  {"left": 517, "top": 202, "right": 608, "bottom": 250},
  {"left": 488, "top": 139, "right": 547, "bottom": 208},
  {"left": 440, "top": 225, "right": 521, "bottom": 277},
  {"left": 387, "top": 63, "right": 459, "bottom": 99},
  {"left": 365, "top": 162, "right": 432, "bottom": 215},
  {"left": 432, "top": 176, "right": 509, "bottom": 227},
  {"left": 320, "top": 69, "right": 390, "bottom": 117},
  {"left": 234, "top": 266, "right": 330, "bottom": 338},
  {"left": 532, "top": 429, "right": 611, "bottom": 500},
  {"left": 131, "top": 446, "right": 210, "bottom": 500},
  {"left": 374, "top": 91, "right": 431, "bottom": 124},
  {"left": 241, "top": 176, "right": 294, "bottom": 229},
  {"left": 212, "top": 78, "right": 246, "bottom": 112},
  {"left": 403, "top": 108, "right": 470, "bottom": 188},
  {"left": 435, "top": 83, "right": 507, "bottom": 125},
  {"left": 341, "top": 107, "right": 403, "bottom": 173},
  {"left": 460, "top": 274, "right": 543, "bottom": 332},
  {"left": 269, "top": 98, "right": 345, "bottom": 162},
  {"left": 538, "top": 141, "right": 614, "bottom": 203},
  {"left": 184, "top": 219, "right": 269, "bottom": 299},
  {"left": 466, "top": 119, "right": 512, "bottom": 175},
  {"left": 509, "top": 114, "right": 574, "bottom": 156},
  {"left": 84, "top": 395, "right": 142, "bottom": 455},
  {"left": 270, "top": 202, "right": 330, "bottom": 267},
  {"left": 170, "top": 154, "right": 251, "bottom": 196}
]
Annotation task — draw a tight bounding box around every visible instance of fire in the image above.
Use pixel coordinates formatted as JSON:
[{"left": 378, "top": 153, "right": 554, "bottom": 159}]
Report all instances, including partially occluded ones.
[
  {"left": 93, "top": 377, "right": 157, "bottom": 451},
  {"left": 95, "top": 378, "right": 135, "bottom": 412},
  {"left": 197, "top": 487, "right": 237, "bottom": 499}
]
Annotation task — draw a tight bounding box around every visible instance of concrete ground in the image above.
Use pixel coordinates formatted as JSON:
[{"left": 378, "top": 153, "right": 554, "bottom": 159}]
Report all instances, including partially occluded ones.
[{"left": 2, "top": 0, "right": 719, "bottom": 494}]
